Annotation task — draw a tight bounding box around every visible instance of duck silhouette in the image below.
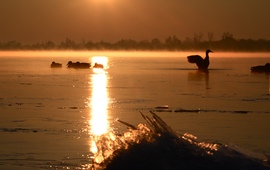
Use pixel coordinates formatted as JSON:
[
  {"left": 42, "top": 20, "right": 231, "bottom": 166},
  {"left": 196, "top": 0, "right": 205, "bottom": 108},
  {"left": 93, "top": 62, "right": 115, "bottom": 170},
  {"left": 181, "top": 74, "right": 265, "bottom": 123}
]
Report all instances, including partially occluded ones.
[
  {"left": 187, "top": 49, "right": 213, "bottom": 70},
  {"left": 50, "top": 61, "right": 62, "bottom": 68},
  {"left": 251, "top": 63, "right": 270, "bottom": 73},
  {"left": 93, "top": 63, "right": 104, "bottom": 69},
  {"left": 67, "top": 61, "right": 91, "bottom": 68}
]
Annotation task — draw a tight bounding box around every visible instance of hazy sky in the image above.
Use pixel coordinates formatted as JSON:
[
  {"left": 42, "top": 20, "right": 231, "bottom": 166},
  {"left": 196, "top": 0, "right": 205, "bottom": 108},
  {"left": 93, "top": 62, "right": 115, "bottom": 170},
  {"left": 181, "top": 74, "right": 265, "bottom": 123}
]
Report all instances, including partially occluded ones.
[{"left": 1, "top": 0, "right": 270, "bottom": 43}]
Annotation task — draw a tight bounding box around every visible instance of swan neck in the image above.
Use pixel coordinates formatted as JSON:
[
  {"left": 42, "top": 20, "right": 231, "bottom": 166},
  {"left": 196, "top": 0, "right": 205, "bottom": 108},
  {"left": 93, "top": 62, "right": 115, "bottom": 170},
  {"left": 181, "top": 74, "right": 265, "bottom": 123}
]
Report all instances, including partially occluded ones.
[{"left": 205, "top": 52, "right": 210, "bottom": 60}]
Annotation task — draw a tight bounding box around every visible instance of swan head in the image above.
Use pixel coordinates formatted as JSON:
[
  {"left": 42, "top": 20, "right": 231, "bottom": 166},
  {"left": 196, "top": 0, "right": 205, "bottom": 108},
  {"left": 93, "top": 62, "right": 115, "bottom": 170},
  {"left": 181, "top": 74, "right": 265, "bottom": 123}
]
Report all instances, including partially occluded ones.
[{"left": 206, "top": 49, "right": 213, "bottom": 53}]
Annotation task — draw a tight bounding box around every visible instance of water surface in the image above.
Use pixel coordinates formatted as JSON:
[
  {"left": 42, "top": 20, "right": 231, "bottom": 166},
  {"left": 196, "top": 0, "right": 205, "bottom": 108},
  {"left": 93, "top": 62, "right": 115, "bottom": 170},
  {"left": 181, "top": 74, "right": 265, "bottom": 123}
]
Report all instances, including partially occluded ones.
[{"left": 0, "top": 51, "right": 269, "bottom": 169}]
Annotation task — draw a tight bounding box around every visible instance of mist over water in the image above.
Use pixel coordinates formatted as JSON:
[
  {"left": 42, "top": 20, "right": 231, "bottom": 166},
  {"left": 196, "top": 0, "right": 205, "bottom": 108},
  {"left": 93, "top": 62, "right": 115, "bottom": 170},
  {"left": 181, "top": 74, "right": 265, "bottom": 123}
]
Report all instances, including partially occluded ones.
[{"left": 0, "top": 51, "right": 269, "bottom": 169}]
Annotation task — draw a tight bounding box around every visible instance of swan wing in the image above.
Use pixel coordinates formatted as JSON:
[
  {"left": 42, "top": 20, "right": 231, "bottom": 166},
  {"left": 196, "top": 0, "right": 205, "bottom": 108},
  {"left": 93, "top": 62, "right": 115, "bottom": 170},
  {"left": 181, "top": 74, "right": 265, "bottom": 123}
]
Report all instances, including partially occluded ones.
[{"left": 187, "top": 55, "right": 204, "bottom": 63}]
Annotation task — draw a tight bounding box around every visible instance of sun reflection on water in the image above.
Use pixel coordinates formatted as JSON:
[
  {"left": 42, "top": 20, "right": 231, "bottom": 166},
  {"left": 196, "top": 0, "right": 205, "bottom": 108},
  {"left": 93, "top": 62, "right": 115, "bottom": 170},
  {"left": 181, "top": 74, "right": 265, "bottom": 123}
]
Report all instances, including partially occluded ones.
[
  {"left": 90, "top": 73, "right": 108, "bottom": 135},
  {"left": 88, "top": 56, "right": 109, "bottom": 154}
]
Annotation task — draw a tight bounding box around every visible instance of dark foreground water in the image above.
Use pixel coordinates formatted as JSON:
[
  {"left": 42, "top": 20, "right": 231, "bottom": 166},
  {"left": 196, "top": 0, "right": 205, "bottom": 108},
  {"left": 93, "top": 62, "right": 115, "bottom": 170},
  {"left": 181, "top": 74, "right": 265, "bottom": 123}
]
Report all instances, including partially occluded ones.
[{"left": 0, "top": 51, "right": 269, "bottom": 169}]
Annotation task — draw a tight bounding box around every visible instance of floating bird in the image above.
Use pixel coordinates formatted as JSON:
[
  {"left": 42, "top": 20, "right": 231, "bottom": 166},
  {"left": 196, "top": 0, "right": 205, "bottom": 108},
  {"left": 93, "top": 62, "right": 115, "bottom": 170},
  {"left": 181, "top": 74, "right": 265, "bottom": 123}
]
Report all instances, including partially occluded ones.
[
  {"left": 250, "top": 63, "right": 270, "bottom": 73},
  {"left": 187, "top": 49, "right": 213, "bottom": 70},
  {"left": 67, "top": 61, "right": 91, "bottom": 68},
  {"left": 93, "top": 63, "right": 104, "bottom": 69},
  {"left": 50, "top": 61, "right": 62, "bottom": 68}
]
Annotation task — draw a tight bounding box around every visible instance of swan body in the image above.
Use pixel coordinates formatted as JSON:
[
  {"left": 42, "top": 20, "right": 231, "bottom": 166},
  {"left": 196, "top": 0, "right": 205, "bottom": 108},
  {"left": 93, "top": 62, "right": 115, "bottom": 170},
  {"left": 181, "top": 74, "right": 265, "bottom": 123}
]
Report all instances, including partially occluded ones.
[{"left": 187, "top": 49, "right": 213, "bottom": 70}]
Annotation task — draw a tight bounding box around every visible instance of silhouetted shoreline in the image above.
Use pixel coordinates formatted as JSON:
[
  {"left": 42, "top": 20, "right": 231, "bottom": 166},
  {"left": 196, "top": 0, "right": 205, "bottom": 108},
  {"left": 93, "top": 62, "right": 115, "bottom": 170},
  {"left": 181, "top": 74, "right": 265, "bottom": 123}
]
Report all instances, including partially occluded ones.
[{"left": 1, "top": 34, "right": 270, "bottom": 52}]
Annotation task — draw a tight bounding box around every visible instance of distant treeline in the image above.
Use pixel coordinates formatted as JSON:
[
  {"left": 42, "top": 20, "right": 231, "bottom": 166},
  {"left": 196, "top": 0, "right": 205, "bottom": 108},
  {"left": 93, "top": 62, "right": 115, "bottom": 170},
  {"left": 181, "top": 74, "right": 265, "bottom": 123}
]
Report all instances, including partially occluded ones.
[{"left": 1, "top": 32, "right": 270, "bottom": 51}]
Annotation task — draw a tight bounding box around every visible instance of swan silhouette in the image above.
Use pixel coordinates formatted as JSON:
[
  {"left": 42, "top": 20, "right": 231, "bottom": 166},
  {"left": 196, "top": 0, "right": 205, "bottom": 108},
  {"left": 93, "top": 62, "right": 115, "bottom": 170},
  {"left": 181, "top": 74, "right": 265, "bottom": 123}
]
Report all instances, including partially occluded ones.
[{"left": 187, "top": 49, "right": 213, "bottom": 70}]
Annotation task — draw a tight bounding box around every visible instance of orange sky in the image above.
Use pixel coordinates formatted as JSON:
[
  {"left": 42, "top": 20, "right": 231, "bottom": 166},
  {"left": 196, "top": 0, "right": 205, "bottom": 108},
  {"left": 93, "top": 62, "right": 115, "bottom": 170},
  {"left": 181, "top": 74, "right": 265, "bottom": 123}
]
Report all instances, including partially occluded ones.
[{"left": 1, "top": 0, "right": 270, "bottom": 43}]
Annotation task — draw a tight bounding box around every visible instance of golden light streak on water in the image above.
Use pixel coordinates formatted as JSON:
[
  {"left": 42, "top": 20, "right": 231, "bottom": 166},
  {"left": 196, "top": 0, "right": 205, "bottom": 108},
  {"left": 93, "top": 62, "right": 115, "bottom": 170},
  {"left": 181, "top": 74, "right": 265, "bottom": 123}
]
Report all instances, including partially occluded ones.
[
  {"left": 88, "top": 56, "right": 109, "bottom": 154},
  {"left": 90, "top": 73, "right": 108, "bottom": 135}
]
